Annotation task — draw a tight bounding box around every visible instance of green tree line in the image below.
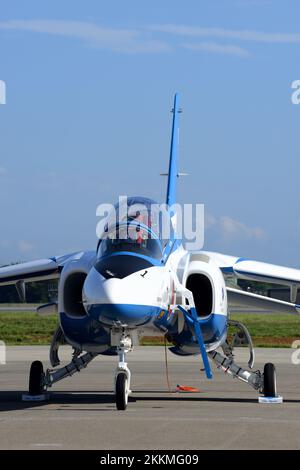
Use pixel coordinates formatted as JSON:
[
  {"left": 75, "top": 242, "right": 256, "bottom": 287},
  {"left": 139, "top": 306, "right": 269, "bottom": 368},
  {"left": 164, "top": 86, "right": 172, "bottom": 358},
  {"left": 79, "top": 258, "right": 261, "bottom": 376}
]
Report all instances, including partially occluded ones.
[{"left": 0, "top": 280, "right": 58, "bottom": 303}]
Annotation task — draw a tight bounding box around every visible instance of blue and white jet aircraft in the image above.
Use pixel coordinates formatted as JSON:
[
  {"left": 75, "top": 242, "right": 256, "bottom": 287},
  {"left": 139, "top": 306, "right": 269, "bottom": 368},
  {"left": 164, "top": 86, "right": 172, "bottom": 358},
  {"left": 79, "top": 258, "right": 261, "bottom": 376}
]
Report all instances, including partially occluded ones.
[{"left": 1, "top": 94, "right": 300, "bottom": 409}]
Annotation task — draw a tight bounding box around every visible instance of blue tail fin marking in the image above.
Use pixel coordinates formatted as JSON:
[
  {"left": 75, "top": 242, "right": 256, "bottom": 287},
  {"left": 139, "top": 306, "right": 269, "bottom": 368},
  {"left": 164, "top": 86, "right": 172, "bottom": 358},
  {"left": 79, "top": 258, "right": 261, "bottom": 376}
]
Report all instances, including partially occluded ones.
[{"left": 166, "top": 93, "right": 181, "bottom": 208}]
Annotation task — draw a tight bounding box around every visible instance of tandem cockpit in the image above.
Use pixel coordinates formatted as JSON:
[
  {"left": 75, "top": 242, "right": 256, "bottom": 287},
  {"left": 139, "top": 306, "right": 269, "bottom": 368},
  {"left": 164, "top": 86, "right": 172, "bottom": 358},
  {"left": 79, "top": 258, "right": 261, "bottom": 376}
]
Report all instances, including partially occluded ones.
[{"left": 96, "top": 197, "right": 175, "bottom": 271}]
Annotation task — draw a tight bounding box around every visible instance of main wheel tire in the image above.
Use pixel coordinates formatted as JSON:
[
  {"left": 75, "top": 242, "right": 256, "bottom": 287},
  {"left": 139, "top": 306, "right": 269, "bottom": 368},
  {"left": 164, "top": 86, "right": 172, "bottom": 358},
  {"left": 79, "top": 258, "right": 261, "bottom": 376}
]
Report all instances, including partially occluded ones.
[
  {"left": 29, "top": 360, "right": 45, "bottom": 395},
  {"left": 263, "top": 363, "right": 277, "bottom": 397},
  {"left": 116, "top": 372, "right": 128, "bottom": 410}
]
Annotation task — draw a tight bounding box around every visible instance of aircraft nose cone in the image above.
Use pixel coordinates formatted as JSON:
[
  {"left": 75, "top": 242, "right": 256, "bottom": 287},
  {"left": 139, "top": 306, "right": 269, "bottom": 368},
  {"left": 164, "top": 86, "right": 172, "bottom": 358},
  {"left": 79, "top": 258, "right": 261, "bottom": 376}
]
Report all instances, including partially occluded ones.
[
  {"left": 89, "top": 302, "right": 155, "bottom": 327},
  {"left": 83, "top": 270, "right": 160, "bottom": 327}
]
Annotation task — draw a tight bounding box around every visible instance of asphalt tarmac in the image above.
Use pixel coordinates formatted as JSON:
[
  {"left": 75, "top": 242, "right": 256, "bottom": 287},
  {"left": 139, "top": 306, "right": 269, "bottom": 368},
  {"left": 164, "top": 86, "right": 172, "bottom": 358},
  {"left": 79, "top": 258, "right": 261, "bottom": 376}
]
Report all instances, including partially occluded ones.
[{"left": 0, "top": 346, "right": 300, "bottom": 449}]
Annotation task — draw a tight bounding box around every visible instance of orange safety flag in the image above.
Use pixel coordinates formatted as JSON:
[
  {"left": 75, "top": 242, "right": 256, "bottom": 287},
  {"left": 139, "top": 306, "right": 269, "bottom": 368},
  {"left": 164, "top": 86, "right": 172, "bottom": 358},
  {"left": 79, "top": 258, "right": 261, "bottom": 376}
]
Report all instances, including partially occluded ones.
[{"left": 176, "top": 385, "right": 201, "bottom": 393}]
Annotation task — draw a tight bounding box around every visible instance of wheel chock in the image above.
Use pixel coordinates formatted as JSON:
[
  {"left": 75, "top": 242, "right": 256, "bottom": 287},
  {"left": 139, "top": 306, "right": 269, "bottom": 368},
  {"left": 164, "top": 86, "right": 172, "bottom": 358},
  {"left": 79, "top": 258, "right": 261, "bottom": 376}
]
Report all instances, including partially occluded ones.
[
  {"left": 258, "top": 395, "right": 283, "bottom": 404},
  {"left": 22, "top": 393, "right": 50, "bottom": 402}
]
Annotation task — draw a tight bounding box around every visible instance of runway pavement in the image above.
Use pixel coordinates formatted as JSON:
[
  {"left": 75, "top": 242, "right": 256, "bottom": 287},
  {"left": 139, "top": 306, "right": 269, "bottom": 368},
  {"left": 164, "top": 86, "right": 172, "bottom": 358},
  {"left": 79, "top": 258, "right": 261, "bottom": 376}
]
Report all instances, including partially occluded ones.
[
  {"left": 1, "top": 346, "right": 300, "bottom": 450},
  {"left": 0, "top": 306, "right": 37, "bottom": 312}
]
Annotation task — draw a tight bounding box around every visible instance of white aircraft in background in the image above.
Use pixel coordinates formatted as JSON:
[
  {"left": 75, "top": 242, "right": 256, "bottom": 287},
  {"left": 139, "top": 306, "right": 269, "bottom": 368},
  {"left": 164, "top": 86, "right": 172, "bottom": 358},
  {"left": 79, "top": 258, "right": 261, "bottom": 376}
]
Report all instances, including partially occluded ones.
[{"left": 1, "top": 93, "right": 300, "bottom": 410}]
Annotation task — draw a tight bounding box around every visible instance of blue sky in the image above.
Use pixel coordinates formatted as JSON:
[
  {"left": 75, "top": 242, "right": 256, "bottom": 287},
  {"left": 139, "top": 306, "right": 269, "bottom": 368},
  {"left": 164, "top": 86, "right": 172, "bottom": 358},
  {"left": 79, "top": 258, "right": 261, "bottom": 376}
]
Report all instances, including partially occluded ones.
[{"left": 1, "top": 0, "right": 300, "bottom": 266}]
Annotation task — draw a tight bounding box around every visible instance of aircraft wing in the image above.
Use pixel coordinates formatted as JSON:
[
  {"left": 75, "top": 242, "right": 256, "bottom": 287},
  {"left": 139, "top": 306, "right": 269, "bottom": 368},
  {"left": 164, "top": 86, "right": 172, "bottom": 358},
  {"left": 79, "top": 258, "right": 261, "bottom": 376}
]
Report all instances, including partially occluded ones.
[
  {"left": 227, "top": 287, "right": 300, "bottom": 315},
  {"left": 203, "top": 251, "right": 300, "bottom": 283},
  {"left": 204, "top": 251, "right": 300, "bottom": 286},
  {"left": 203, "top": 251, "right": 300, "bottom": 309},
  {"left": 0, "top": 252, "right": 82, "bottom": 286}
]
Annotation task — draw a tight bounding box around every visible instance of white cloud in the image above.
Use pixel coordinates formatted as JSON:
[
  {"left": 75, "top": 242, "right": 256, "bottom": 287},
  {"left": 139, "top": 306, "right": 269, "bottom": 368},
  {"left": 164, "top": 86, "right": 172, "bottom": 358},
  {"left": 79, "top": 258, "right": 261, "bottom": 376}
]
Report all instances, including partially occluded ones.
[
  {"left": 150, "top": 24, "right": 300, "bottom": 44},
  {"left": 183, "top": 42, "right": 250, "bottom": 57},
  {"left": 18, "top": 240, "right": 34, "bottom": 254},
  {"left": 2, "top": 19, "right": 297, "bottom": 59},
  {"left": 205, "top": 213, "right": 266, "bottom": 241},
  {"left": 0, "top": 20, "right": 171, "bottom": 53},
  {"left": 205, "top": 212, "right": 217, "bottom": 229},
  {"left": 0, "top": 166, "right": 7, "bottom": 176},
  {"left": 219, "top": 216, "right": 266, "bottom": 241}
]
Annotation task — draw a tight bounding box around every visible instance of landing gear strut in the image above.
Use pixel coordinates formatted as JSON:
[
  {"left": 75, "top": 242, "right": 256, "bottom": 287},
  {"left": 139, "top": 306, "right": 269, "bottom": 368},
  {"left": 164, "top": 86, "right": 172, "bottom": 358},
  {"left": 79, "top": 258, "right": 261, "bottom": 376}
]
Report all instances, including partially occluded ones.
[
  {"left": 25, "top": 351, "right": 97, "bottom": 401},
  {"left": 114, "top": 332, "right": 132, "bottom": 410},
  {"left": 209, "top": 350, "right": 278, "bottom": 398},
  {"left": 25, "top": 328, "right": 134, "bottom": 409}
]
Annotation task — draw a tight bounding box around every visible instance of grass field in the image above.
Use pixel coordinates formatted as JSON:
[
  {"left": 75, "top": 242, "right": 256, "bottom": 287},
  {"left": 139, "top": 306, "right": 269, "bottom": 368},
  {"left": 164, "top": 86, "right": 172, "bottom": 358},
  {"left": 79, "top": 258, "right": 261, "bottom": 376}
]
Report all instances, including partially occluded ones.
[
  {"left": 228, "top": 313, "right": 300, "bottom": 348},
  {"left": 0, "top": 311, "right": 300, "bottom": 347},
  {"left": 0, "top": 313, "right": 58, "bottom": 345}
]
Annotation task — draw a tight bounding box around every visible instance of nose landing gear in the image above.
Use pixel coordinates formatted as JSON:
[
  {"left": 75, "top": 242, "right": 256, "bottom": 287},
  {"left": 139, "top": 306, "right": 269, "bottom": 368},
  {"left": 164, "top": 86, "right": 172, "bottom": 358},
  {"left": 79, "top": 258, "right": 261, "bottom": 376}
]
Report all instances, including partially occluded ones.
[
  {"left": 116, "top": 372, "right": 130, "bottom": 410},
  {"left": 114, "top": 332, "right": 132, "bottom": 410}
]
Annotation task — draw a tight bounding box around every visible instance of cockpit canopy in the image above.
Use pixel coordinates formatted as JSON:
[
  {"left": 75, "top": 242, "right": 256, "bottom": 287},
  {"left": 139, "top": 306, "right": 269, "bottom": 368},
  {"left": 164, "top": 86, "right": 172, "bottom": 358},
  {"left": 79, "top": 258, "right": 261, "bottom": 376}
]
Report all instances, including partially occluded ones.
[
  {"left": 107, "top": 197, "right": 163, "bottom": 236},
  {"left": 98, "top": 223, "right": 163, "bottom": 260},
  {"left": 97, "top": 197, "right": 174, "bottom": 260}
]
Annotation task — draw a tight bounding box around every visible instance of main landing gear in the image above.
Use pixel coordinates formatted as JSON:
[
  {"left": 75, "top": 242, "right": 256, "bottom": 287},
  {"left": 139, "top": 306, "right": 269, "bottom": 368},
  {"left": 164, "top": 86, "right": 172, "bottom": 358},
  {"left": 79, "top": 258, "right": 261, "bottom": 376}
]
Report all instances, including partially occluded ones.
[
  {"left": 25, "top": 328, "right": 134, "bottom": 411},
  {"left": 24, "top": 323, "right": 278, "bottom": 407},
  {"left": 24, "top": 351, "right": 97, "bottom": 402},
  {"left": 263, "top": 363, "right": 277, "bottom": 397},
  {"left": 29, "top": 360, "right": 45, "bottom": 395},
  {"left": 209, "top": 350, "right": 278, "bottom": 399},
  {"left": 218, "top": 320, "right": 278, "bottom": 400}
]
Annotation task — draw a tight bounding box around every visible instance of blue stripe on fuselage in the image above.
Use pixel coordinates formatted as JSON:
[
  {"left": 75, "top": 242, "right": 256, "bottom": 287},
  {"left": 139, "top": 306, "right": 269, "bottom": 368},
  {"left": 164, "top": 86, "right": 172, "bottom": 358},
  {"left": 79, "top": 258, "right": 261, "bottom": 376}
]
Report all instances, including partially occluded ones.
[
  {"left": 87, "top": 303, "right": 161, "bottom": 327},
  {"left": 199, "top": 313, "right": 227, "bottom": 344},
  {"left": 60, "top": 302, "right": 227, "bottom": 352},
  {"left": 155, "top": 310, "right": 227, "bottom": 345}
]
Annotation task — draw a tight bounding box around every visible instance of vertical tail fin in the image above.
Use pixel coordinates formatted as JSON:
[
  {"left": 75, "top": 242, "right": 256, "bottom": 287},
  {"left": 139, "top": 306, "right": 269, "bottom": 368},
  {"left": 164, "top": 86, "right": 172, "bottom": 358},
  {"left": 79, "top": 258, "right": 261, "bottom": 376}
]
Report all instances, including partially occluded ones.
[{"left": 166, "top": 93, "right": 181, "bottom": 207}]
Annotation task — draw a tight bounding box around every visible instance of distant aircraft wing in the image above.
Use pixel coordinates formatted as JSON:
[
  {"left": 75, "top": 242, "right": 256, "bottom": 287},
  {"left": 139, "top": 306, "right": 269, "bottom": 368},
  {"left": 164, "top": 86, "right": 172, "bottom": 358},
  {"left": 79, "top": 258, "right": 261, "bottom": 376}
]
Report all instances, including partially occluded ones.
[
  {"left": 203, "top": 250, "right": 300, "bottom": 308},
  {"left": 227, "top": 287, "right": 300, "bottom": 315},
  {"left": 0, "top": 252, "right": 83, "bottom": 286},
  {"left": 204, "top": 251, "right": 300, "bottom": 286}
]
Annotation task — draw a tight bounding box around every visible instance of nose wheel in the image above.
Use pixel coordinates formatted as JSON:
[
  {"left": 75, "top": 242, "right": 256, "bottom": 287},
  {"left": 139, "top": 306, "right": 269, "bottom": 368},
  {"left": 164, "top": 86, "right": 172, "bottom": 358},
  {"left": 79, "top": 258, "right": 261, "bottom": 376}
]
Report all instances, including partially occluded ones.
[
  {"left": 114, "top": 332, "right": 132, "bottom": 410},
  {"left": 116, "top": 372, "right": 130, "bottom": 410}
]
